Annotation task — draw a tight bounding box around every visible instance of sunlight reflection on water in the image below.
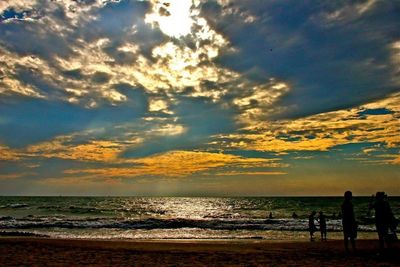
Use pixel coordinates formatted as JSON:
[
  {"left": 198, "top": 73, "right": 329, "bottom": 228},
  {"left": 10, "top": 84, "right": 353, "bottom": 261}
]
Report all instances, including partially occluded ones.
[{"left": 0, "top": 196, "right": 397, "bottom": 240}]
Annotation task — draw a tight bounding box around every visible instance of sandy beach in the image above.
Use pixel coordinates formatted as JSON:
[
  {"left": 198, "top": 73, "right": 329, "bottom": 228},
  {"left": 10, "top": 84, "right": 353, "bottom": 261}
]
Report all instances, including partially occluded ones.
[{"left": 0, "top": 237, "right": 399, "bottom": 266}]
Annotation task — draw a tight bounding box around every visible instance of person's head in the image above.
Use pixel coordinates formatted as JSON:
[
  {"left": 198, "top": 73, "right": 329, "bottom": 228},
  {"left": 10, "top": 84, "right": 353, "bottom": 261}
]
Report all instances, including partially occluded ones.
[
  {"left": 344, "top": 191, "right": 352, "bottom": 201},
  {"left": 311, "top": 211, "right": 316, "bottom": 216},
  {"left": 319, "top": 211, "right": 323, "bottom": 216},
  {"left": 376, "top": 191, "right": 385, "bottom": 201}
]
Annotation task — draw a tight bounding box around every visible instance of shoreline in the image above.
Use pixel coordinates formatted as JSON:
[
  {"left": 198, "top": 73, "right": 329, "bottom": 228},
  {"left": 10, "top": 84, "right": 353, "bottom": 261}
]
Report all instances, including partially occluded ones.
[
  {"left": 0, "top": 229, "right": 379, "bottom": 243},
  {"left": 0, "top": 237, "right": 399, "bottom": 266}
]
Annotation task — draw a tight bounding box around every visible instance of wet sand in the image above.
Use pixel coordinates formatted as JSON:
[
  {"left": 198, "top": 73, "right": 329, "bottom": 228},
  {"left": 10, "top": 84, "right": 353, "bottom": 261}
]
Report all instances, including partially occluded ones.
[{"left": 0, "top": 237, "right": 399, "bottom": 266}]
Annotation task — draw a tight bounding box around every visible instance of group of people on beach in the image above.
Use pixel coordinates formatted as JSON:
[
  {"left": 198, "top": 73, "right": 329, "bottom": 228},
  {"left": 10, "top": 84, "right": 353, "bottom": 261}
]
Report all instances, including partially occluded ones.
[
  {"left": 308, "top": 191, "right": 398, "bottom": 253},
  {"left": 308, "top": 210, "right": 327, "bottom": 241}
]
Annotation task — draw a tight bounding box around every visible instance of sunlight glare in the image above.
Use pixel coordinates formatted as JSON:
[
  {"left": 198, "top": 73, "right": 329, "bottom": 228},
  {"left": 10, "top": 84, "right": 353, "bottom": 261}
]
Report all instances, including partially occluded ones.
[{"left": 145, "top": 0, "right": 194, "bottom": 38}]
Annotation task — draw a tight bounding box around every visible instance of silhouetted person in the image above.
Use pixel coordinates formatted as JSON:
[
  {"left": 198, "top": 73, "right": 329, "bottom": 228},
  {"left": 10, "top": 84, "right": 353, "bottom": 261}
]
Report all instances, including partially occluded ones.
[
  {"left": 367, "top": 194, "right": 375, "bottom": 217},
  {"left": 371, "top": 192, "right": 397, "bottom": 252},
  {"left": 292, "top": 212, "right": 298, "bottom": 219},
  {"left": 318, "top": 211, "right": 327, "bottom": 241},
  {"left": 309, "top": 211, "right": 317, "bottom": 241},
  {"left": 341, "top": 191, "right": 357, "bottom": 252},
  {"left": 268, "top": 212, "right": 273, "bottom": 219}
]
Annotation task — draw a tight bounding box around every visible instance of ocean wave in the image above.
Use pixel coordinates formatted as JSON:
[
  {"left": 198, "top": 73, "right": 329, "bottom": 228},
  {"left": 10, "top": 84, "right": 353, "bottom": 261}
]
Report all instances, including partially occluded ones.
[
  {"left": 0, "top": 217, "right": 376, "bottom": 232},
  {"left": 35, "top": 205, "right": 167, "bottom": 216},
  {"left": 0, "top": 203, "right": 29, "bottom": 209},
  {"left": 0, "top": 216, "right": 14, "bottom": 221},
  {"left": 0, "top": 230, "right": 49, "bottom": 237}
]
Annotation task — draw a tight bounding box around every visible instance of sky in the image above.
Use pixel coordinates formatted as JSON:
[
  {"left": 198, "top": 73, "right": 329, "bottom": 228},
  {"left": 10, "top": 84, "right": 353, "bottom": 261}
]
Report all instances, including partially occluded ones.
[{"left": 0, "top": 0, "right": 399, "bottom": 196}]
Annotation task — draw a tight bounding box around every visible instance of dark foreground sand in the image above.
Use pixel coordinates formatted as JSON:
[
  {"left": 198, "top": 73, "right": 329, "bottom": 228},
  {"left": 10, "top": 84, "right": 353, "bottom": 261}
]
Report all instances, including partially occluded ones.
[{"left": 0, "top": 238, "right": 399, "bottom": 266}]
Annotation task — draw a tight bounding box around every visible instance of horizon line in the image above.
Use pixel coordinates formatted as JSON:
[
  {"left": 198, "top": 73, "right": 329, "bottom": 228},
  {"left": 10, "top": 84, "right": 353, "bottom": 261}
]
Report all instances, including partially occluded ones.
[{"left": 1, "top": 195, "right": 398, "bottom": 197}]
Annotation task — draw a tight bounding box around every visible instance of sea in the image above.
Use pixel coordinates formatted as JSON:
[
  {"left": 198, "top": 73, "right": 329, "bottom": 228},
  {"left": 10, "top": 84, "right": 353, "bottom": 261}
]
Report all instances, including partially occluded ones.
[{"left": 1, "top": 196, "right": 399, "bottom": 241}]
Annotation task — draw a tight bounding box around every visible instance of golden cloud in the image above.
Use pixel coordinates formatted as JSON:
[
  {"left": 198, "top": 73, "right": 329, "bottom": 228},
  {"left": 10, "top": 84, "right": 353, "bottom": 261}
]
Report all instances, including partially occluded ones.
[
  {"left": 392, "top": 156, "right": 400, "bottom": 165},
  {"left": 213, "top": 93, "right": 400, "bottom": 160},
  {"left": 0, "top": 117, "right": 190, "bottom": 164},
  {"left": 0, "top": 145, "right": 21, "bottom": 161},
  {"left": 0, "top": 0, "right": 291, "bottom": 113},
  {"left": 0, "top": 173, "right": 29, "bottom": 180},
  {"left": 64, "top": 150, "right": 284, "bottom": 178},
  {"left": 26, "top": 137, "right": 125, "bottom": 162},
  {"left": 213, "top": 171, "right": 287, "bottom": 176}
]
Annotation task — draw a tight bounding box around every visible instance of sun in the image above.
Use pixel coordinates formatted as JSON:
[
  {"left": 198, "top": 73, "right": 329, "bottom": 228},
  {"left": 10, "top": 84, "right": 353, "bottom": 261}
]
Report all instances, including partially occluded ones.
[{"left": 145, "top": 0, "right": 194, "bottom": 38}]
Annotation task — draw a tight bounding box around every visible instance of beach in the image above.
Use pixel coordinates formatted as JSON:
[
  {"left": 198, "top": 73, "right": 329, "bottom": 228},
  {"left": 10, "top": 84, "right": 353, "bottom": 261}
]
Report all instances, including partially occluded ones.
[
  {"left": 1, "top": 197, "right": 399, "bottom": 266},
  {"left": 1, "top": 237, "right": 399, "bottom": 266}
]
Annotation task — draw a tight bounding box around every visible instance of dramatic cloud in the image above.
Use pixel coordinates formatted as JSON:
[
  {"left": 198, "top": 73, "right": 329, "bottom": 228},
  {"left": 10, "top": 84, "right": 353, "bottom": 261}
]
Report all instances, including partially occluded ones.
[
  {"left": 62, "top": 150, "right": 285, "bottom": 179},
  {"left": 0, "top": 0, "right": 399, "bottom": 195},
  {"left": 0, "top": 144, "right": 21, "bottom": 161},
  {"left": 213, "top": 93, "right": 400, "bottom": 156}
]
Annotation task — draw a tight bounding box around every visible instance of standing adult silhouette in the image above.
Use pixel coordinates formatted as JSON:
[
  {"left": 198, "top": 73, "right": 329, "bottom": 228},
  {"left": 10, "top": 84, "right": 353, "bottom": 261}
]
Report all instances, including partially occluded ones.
[
  {"left": 341, "top": 191, "right": 357, "bottom": 252},
  {"left": 318, "top": 211, "right": 327, "bottom": 241},
  {"left": 371, "top": 192, "right": 397, "bottom": 252},
  {"left": 308, "top": 211, "right": 317, "bottom": 241}
]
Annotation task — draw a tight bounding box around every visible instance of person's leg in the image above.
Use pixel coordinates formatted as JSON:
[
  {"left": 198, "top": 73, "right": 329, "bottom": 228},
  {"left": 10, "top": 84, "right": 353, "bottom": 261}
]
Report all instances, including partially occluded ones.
[
  {"left": 350, "top": 237, "right": 356, "bottom": 251},
  {"left": 378, "top": 232, "right": 385, "bottom": 251},
  {"left": 379, "top": 234, "right": 385, "bottom": 250},
  {"left": 344, "top": 234, "right": 349, "bottom": 252}
]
